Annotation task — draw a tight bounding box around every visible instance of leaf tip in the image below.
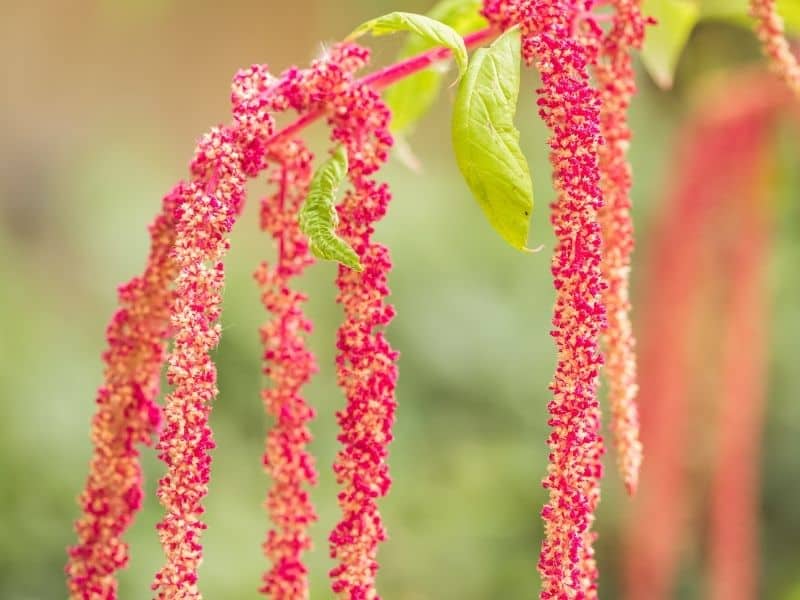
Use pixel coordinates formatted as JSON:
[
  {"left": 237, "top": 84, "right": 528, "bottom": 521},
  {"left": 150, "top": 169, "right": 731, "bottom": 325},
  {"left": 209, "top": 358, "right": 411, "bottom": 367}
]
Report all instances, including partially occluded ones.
[
  {"left": 650, "top": 66, "right": 675, "bottom": 89},
  {"left": 393, "top": 137, "right": 424, "bottom": 172},
  {"left": 522, "top": 244, "right": 545, "bottom": 254}
]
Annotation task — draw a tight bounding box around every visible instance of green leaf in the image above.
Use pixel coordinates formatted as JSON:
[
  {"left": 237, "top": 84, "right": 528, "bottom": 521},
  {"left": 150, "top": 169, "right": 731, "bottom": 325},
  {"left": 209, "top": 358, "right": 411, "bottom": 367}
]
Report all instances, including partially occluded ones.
[
  {"left": 641, "top": 0, "right": 699, "bottom": 89},
  {"left": 298, "top": 147, "right": 362, "bottom": 271},
  {"left": 349, "top": 11, "right": 469, "bottom": 79},
  {"left": 452, "top": 26, "right": 534, "bottom": 251},
  {"left": 386, "top": 0, "right": 488, "bottom": 135}
]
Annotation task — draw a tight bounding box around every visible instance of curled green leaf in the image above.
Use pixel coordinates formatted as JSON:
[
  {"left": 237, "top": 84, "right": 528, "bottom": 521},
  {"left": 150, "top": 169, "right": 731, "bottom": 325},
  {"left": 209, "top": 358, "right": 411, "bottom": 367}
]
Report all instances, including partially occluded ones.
[
  {"left": 298, "top": 147, "right": 362, "bottom": 271},
  {"left": 452, "top": 26, "right": 534, "bottom": 251},
  {"left": 349, "top": 11, "right": 469, "bottom": 79},
  {"left": 386, "top": 0, "right": 488, "bottom": 135}
]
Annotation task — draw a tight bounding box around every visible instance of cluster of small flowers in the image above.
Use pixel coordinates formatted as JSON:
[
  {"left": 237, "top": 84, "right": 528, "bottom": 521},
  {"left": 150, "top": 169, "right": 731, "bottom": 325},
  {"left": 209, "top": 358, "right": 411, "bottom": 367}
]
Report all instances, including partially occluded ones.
[
  {"left": 244, "top": 45, "right": 397, "bottom": 598},
  {"left": 69, "top": 37, "right": 398, "bottom": 600},
  {"left": 328, "top": 109, "right": 396, "bottom": 600},
  {"left": 624, "top": 72, "right": 785, "bottom": 600},
  {"left": 709, "top": 183, "right": 770, "bottom": 600},
  {"left": 231, "top": 62, "right": 324, "bottom": 599},
  {"left": 66, "top": 187, "right": 179, "bottom": 599},
  {"left": 483, "top": 1, "right": 607, "bottom": 597},
  {"left": 591, "top": 0, "right": 648, "bottom": 496},
  {"left": 152, "top": 126, "right": 247, "bottom": 599},
  {"left": 254, "top": 138, "right": 319, "bottom": 599},
  {"left": 751, "top": 0, "right": 800, "bottom": 97}
]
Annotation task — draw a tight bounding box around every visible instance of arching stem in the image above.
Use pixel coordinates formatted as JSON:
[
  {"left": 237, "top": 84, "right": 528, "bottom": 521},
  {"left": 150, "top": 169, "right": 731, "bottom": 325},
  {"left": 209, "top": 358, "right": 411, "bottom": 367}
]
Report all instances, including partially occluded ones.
[{"left": 267, "top": 26, "right": 498, "bottom": 146}]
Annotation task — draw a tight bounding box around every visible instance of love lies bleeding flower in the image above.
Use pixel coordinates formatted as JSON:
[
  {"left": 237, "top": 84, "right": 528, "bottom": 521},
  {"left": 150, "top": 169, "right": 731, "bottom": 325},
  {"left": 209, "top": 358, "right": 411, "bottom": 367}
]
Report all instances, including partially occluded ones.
[
  {"left": 243, "top": 43, "right": 397, "bottom": 598},
  {"left": 255, "top": 137, "right": 319, "bottom": 600},
  {"left": 328, "top": 177, "right": 396, "bottom": 600},
  {"left": 709, "top": 179, "right": 771, "bottom": 600},
  {"left": 151, "top": 126, "right": 246, "bottom": 599},
  {"left": 274, "top": 42, "right": 398, "bottom": 599},
  {"left": 751, "top": 0, "right": 800, "bottom": 97},
  {"left": 323, "top": 47, "right": 397, "bottom": 600},
  {"left": 483, "top": 1, "right": 607, "bottom": 597},
  {"left": 231, "top": 61, "right": 323, "bottom": 599},
  {"left": 66, "top": 188, "right": 179, "bottom": 600},
  {"left": 592, "top": 0, "right": 648, "bottom": 496},
  {"left": 623, "top": 73, "right": 782, "bottom": 600}
]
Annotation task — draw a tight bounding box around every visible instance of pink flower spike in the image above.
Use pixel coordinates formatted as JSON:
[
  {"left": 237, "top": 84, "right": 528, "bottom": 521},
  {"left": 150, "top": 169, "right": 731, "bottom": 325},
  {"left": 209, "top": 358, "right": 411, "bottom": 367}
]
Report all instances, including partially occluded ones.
[
  {"left": 483, "top": 1, "right": 607, "bottom": 597},
  {"left": 751, "top": 0, "right": 800, "bottom": 97},
  {"left": 300, "top": 44, "right": 399, "bottom": 600},
  {"left": 151, "top": 126, "right": 246, "bottom": 600},
  {"left": 66, "top": 188, "right": 179, "bottom": 600},
  {"left": 256, "top": 139, "right": 319, "bottom": 600},
  {"left": 593, "top": 0, "right": 647, "bottom": 496}
]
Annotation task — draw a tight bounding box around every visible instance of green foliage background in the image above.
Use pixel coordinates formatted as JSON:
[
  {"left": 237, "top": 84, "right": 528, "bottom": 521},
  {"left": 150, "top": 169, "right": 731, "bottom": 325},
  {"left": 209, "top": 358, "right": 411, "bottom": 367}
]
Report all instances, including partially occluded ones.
[{"left": 0, "top": 1, "right": 798, "bottom": 598}]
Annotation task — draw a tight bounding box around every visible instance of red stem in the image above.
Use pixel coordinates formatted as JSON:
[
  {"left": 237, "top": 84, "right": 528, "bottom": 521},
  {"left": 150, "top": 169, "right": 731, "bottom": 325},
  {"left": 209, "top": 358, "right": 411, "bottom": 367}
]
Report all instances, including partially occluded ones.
[{"left": 266, "top": 26, "right": 498, "bottom": 146}]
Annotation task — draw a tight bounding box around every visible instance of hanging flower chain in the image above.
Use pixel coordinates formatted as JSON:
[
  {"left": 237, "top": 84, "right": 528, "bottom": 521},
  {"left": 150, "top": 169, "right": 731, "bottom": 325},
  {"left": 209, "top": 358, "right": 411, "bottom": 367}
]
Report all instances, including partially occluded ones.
[
  {"left": 483, "top": 1, "right": 607, "bottom": 596},
  {"left": 66, "top": 188, "right": 178, "bottom": 599},
  {"left": 255, "top": 139, "right": 319, "bottom": 599},
  {"left": 592, "top": 0, "right": 647, "bottom": 495},
  {"left": 65, "top": 1, "right": 798, "bottom": 598},
  {"left": 152, "top": 126, "right": 247, "bottom": 599},
  {"left": 751, "top": 0, "right": 800, "bottom": 97}
]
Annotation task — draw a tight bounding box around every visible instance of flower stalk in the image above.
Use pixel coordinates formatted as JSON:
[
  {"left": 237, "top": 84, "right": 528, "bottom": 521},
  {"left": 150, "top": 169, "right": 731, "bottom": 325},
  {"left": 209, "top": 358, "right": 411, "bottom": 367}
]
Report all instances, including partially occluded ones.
[
  {"left": 751, "top": 0, "right": 800, "bottom": 97},
  {"left": 266, "top": 26, "right": 498, "bottom": 147}
]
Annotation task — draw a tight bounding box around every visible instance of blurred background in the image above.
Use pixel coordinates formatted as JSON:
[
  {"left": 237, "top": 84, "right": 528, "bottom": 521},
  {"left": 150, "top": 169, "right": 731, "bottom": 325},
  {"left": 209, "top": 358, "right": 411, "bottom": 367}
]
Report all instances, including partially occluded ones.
[{"left": 1, "top": 1, "right": 798, "bottom": 598}]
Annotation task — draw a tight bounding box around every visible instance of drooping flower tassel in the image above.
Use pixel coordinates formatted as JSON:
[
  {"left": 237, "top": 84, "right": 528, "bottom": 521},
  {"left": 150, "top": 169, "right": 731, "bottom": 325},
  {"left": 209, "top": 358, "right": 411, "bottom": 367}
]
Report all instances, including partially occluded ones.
[
  {"left": 623, "top": 72, "right": 779, "bottom": 600},
  {"left": 230, "top": 45, "right": 397, "bottom": 598},
  {"left": 255, "top": 137, "right": 319, "bottom": 599},
  {"left": 708, "top": 163, "right": 772, "bottom": 600},
  {"left": 750, "top": 0, "right": 800, "bottom": 97},
  {"left": 328, "top": 178, "right": 397, "bottom": 600},
  {"left": 152, "top": 126, "right": 246, "bottom": 599},
  {"left": 232, "top": 60, "right": 322, "bottom": 599},
  {"left": 314, "top": 46, "right": 398, "bottom": 600},
  {"left": 593, "top": 0, "right": 647, "bottom": 495},
  {"left": 66, "top": 188, "right": 179, "bottom": 600},
  {"left": 483, "top": 1, "right": 607, "bottom": 596}
]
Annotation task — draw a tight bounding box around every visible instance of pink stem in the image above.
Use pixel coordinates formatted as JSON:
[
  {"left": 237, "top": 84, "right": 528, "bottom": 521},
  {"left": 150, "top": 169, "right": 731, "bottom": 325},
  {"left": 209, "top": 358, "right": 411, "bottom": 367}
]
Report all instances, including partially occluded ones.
[{"left": 266, "top": 26, "right": 498, "bottom": 146}]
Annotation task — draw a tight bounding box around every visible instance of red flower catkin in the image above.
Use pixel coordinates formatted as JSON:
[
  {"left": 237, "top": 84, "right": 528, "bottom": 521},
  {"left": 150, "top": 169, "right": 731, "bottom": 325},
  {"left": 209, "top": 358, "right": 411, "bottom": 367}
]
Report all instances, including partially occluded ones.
[
  {"left": 709, "top": 173, "right": 771, "bottom": 600},
  {"left": 593, "top": 0, "right": 647, "bottom": 495},
  {"left": 248, "top": 44, "right": 397, "bottom": 597},
  {"left": 66, "top": 189, "right": 178, "bottom": 599},
  {"left": 326, "top": 50, "right": 398, "bottom": 600},
  {"left": 623, "top": 72, "right": 782, "bottom": 600},
  {"left": 152, "top": 126, "right": 246, "bottom": 599},
  {"left": 255, "top": 137, "right": 319, "bottom": 599},
  {"left": 483, "top": 1, "right": 607, "bottom": 596},
  {"left": 751, "top": 0, "right": 800, "bottom": 97}
]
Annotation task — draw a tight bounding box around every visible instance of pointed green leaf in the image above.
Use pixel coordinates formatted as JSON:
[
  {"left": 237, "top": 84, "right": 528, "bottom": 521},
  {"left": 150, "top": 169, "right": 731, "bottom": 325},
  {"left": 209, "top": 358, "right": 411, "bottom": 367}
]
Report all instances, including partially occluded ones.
[
  {"left": 298, "top": 147, "right": 362, "bottom": 271},
  {"left": 452, "top": 26, "right": 533, "bottom": 251},
  {"left": 386, "top": 0, "right": 488, "bottom": 135},
  {"left": 641, "top": 0, "right": 699, "bottom": 89},
  {"left": 349, "top": 11, "right": 469, "bottom": 79}
]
